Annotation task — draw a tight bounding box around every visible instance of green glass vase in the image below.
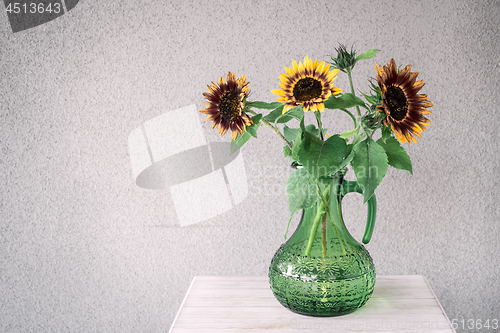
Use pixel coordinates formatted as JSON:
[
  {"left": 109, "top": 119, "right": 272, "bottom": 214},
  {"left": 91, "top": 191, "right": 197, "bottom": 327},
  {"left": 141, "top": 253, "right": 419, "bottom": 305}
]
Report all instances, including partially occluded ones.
[{"left": 269, "top": 169, "right": 377, "bottom": 316}]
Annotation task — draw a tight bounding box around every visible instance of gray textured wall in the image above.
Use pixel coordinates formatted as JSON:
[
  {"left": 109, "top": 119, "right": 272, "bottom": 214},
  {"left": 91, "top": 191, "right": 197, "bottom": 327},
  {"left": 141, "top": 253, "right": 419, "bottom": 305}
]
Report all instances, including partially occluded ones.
[{"left": 1, "top": 0, "right": 499, "bottom": 332}]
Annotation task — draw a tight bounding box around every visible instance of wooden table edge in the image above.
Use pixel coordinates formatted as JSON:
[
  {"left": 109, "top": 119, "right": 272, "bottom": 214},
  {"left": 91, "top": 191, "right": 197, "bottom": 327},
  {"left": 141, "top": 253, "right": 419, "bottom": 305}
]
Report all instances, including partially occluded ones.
[
  {"left": 169, "top": 276, "right": 197, "bottom": 333},
  {"left": 423, "top": 276, "right": 456, "bottom": 333}
]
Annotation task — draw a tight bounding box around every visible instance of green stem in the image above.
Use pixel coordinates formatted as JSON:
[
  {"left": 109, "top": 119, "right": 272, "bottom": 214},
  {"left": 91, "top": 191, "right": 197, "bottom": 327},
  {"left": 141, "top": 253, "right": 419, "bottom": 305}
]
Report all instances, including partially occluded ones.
[
  {"left": 340, "top": 108, "right": 357, "bottom": 128},
  {"left": 347, "top": 69, "right": 361, "bottom": 118},
  {"left": 319, "top": 183, "right": 347, "bottom": 256},
  {"left": 321, "top": 213, "right": 327, "bottom": 258},
  {"left": 336, "top": 132, "right": 364, "bottom": 172},
  {"left": 314, "top": 111, "right": 325, "bottom": 140},
  {"left": 246, "top": 109, "right": 293, "bottom": 150},
  {"left": 332, "top": 197, "right": 348, "bottom": 255},
  {"left": 305, "top": 186, "right": 330, "bottom": 257}
]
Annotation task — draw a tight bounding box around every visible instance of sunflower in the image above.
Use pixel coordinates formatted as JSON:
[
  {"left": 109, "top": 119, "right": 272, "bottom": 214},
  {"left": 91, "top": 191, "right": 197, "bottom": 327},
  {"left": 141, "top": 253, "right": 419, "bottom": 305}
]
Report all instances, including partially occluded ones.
[
  {"left": 272, "top": 56, "right": 342, "bottom": 114},
  {"left": 375, "top": 59, "right": 433, "bottom": 144},
  {"left": 200, "top": 72, "right": 253, "bottom": 140}
]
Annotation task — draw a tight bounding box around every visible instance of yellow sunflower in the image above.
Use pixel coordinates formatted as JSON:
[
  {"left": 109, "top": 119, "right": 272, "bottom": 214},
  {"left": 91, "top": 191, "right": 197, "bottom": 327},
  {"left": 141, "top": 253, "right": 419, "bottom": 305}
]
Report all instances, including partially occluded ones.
[
  {"left": 200, "top": 72, "right": 253, "bottom": 140},
  {"left": 272, "top": 56, "right": 342, "bottom": 114},
  {"left": 375, "top": 59, "right": 433, "bottom": 144}
]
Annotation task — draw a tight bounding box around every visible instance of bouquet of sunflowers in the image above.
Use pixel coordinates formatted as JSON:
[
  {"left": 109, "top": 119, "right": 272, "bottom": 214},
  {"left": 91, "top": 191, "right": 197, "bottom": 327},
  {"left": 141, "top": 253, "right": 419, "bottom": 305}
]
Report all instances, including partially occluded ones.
[{"left": 199, "top": 45, "right": 433, "bottom": 229}]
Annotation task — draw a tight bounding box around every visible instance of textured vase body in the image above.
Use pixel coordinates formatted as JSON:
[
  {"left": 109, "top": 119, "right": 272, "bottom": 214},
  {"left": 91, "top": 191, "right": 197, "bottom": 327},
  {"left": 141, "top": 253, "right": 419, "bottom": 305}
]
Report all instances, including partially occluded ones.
[{"left": 269, "top": 171, "right": 376, "bottom": 316}]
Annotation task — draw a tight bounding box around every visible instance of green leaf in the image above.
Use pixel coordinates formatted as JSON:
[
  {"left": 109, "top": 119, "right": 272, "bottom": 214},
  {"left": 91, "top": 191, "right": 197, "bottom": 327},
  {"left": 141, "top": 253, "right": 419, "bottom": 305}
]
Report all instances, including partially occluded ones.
[
  {"left": 230, "top": 114, "right": 262, "bottom": 153},
  {"left": 323, "top": 93, "right": 366, "bottom": 110},
  {"left": 355, "top": 49, "right": 379, "bottom": 62},
  {"left": 283, "top": 125, "right": 299, "bottom": 142},
  {"left": 246, "top": 126, "right": 258, "bottom": 138},
  {"left": 351, "top": 138, "right": 388, "bottom": 203},
  {"left": 369, "top": 80, "right": 381, "bottom": 92},
  {"left": 304, "top": 124, "right": 327, "bottom": 139},
  {"left": 263, "top": 105, "right": 284, "bottom": 122},
  {"left": 264, "top": 105, "right": 304, "bottom": 124},
  {"left": 340, "top": 126, "right": 359, "bottom": 139},
  {"left": 341, "top": 143, "right": 355, "bottom": 167},
  {"left": 246, "top": 101, "right": 282, "bottom": 110},
  {"left": 287, "top": 167, "right": 319, "bottom": 215},
  {"left": 359, "top": 90, "right": 378, "bottom": 106},
  {"left": 283, "top": 145, "right": 292, "bottom": 158},
  {"left": 252, "top": 113, "right": 263, "bottom": 124},
  {"left": 246, "top": 114, "right": 262, "bottom": 138},
  {"left": 230, "top": 132, "right": 252, "bottom": 154},
  {"left": 376, "top": 137, "right": 413, "bottom": 174},
  {"left": 344, "top": 143, "right": 353, "bottom": 159},
  {"left": 297, "top": 133, "right": 347, "bottom": 179},
  {"left": 291, "top": 118, "right": 305, "bottom": 160},
  {"left": 381, "top": 123, "right": 392, "bottom": 143}
]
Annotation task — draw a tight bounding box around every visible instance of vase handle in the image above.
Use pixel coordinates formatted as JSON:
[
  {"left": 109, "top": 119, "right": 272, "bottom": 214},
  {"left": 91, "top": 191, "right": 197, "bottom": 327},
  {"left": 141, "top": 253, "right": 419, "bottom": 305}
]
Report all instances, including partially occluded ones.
[{"left": 341, "top": 180, "right": 376, "bottom": 244}]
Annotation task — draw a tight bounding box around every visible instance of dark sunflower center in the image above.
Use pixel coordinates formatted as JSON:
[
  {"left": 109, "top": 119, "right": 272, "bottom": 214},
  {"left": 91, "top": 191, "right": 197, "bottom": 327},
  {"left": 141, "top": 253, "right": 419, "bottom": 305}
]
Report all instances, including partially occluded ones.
[
  {"left": 293, "top": 77, "right": 323, "bottom": 102},
  {"left": 219, "top": 90, "right": 241, "bottom": 121},
  {"left": 386, "top": 86, "right": 408, "bottom": 121}
]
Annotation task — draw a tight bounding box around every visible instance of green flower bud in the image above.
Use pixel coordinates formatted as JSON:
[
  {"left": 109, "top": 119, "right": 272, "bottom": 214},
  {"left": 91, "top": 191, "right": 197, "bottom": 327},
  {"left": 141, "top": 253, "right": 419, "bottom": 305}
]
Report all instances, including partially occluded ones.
[
  {"left": 361, "top": 111, "right": 383, "bottom": 130},
  {"left": 330, "top": 44, "right": 357, "bottom": 72}
]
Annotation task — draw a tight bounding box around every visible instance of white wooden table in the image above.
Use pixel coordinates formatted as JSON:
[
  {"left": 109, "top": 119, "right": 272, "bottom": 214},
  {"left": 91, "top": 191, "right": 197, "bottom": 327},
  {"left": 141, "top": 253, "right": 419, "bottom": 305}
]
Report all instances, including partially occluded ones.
[{"left": 169, "top": 275, "right": 456, "bottom": 332}]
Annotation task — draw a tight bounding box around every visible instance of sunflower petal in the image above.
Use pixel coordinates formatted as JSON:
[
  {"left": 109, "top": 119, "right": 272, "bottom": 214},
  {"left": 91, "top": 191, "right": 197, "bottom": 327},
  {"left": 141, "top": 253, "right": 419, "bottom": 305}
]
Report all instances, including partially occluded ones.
[
  {"left": 332, "top": 87, "right": 343, "bottom": 95},
  {"left": 271, "top": 89, "right": 285, "bottom": 96},
  {"left": 283, "top": 103, "right": 296, "bottom": 114}
]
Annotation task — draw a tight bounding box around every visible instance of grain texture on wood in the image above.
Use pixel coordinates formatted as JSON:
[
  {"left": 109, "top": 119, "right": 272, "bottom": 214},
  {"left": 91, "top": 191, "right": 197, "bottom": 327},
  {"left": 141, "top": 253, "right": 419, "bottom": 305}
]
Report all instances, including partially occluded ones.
[{"left": 169, "top": 275, "right": 456, "bottom": 333}]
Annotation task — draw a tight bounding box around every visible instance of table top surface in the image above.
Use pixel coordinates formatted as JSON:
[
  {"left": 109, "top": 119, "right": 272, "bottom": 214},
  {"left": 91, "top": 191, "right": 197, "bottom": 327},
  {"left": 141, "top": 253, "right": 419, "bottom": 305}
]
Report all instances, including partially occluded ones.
[{"left": 169, "top": 275, "right": 455, "bottom": 333}]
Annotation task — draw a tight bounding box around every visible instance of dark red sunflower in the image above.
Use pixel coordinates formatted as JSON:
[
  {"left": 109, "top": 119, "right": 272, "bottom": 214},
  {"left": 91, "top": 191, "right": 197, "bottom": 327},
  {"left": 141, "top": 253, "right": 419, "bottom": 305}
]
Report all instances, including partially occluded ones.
[
  {"left": 200, "top": 72, "right": 253, "bottom": 140},
  {"left": 375, "top": 59, "right": 433, "bottom": 144}
]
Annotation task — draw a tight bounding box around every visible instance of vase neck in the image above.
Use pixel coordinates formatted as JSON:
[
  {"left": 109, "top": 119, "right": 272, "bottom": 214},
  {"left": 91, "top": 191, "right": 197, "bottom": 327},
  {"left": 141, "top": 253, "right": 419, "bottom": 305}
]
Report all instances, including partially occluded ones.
[{"left": 290, "top": 172, "right": 360, "bottom": 254}]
